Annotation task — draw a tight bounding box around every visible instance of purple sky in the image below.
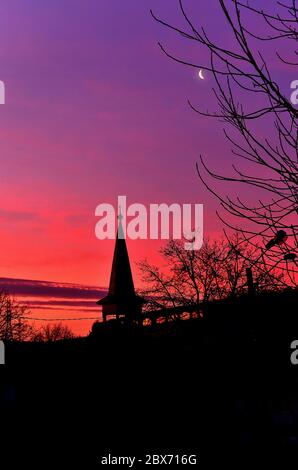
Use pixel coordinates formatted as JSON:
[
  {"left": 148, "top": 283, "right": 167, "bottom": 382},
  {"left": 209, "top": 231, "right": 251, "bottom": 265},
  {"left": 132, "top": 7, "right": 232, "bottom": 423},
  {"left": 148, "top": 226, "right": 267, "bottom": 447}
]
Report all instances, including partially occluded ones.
[{"left": 0, "top": 0, "right": 294, "bottom": 333}]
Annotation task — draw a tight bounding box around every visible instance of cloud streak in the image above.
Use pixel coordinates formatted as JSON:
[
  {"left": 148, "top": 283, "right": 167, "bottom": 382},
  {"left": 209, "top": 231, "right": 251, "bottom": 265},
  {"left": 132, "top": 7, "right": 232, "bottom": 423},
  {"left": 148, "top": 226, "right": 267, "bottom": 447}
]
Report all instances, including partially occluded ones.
[{"left": 0, "top": 276, "right": 106, "bottom": 299}]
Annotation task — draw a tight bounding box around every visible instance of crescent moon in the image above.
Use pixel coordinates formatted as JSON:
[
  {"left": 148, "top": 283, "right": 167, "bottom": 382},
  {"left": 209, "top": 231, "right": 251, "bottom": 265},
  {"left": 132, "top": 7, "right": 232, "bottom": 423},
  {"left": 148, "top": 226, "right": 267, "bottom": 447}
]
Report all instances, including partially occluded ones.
[{"left": 198, "top": 69, "right": 205, "bottom": 80}]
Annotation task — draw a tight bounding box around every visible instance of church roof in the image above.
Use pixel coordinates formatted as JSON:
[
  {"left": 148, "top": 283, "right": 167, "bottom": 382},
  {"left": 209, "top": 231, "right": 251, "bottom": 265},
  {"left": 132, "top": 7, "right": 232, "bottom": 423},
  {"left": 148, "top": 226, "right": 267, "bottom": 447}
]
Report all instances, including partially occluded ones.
[{"left": 97, "top": 216, "right": 145, "bottom": 306}]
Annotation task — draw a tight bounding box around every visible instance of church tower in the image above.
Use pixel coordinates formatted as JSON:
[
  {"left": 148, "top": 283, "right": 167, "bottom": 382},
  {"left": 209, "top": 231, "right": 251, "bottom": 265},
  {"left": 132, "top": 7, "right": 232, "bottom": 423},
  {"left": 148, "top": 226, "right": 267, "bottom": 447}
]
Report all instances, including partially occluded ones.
[{"left": 97, "top": 215, "right": 145, "bottom": 323}]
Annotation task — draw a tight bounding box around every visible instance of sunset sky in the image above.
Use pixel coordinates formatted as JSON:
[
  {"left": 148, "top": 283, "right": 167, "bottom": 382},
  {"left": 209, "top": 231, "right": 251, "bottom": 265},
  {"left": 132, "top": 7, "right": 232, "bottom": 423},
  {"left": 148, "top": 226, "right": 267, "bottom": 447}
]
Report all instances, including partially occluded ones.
[{"left": 0, "top": 0, "right": 294, "bottom": 334}]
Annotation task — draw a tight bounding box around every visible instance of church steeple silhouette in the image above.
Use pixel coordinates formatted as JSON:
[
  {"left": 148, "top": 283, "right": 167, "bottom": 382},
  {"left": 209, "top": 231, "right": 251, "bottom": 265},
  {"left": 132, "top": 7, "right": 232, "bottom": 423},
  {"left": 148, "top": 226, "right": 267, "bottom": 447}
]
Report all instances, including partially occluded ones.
[{"left": 97, "top": 213, "right": 145, "bottom": 323}]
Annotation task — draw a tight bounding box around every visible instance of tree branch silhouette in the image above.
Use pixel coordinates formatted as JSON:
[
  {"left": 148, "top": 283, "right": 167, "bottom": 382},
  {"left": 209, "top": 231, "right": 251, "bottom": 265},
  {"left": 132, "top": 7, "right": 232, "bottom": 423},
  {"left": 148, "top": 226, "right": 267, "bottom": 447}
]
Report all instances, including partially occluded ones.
[{"left": 152, "top": 0, "right": 298, "bottom": 279}]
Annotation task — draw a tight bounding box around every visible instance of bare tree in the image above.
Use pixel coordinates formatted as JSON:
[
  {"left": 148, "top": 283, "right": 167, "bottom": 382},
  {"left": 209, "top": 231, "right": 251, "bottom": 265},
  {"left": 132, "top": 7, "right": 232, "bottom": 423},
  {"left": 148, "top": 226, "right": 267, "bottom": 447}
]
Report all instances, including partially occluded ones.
[
  {"left": 32, "top": 322, "right": 74, "bottom": 342},
  {"left": 138, "top": 235, "right": 285, "bottom": 310},
  {"left": 151, "top": 1, "right": 298, "bottom": 276},
  {"left": 0, "top": 290, "right": 33, "bottom": 341}
]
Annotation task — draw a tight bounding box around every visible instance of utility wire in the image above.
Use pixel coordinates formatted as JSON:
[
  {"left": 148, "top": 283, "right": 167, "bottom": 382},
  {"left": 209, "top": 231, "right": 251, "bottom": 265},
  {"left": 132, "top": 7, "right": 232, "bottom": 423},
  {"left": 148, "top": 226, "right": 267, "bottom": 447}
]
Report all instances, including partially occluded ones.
[{"left": 24, "top": 316, "right": 99, "bottom": 321}]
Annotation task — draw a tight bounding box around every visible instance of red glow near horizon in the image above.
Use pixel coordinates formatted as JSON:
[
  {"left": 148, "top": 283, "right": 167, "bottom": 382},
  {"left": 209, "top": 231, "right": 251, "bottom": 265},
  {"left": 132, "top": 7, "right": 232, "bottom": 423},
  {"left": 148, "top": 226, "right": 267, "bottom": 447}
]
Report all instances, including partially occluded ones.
[{"left": 0, "top": 0, "right": 291, "bottom": 335}]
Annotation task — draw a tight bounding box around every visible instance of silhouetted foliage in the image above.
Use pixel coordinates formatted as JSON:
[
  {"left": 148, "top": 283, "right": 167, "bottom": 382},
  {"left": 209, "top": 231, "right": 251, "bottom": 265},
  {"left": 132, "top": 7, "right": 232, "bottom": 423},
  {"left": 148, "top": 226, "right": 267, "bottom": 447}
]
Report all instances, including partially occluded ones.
[
  {"left": 32, "top": 322, "right": 75, "bottom": 342},
  {"left": 0, "top": 290, "right": 33, "bottom": 341},
  {"left": 139, "top": 235, "right": 285, "bottom": 310},
  {"left": 152, "top": 0, "right": 298, "bottom": 278}
]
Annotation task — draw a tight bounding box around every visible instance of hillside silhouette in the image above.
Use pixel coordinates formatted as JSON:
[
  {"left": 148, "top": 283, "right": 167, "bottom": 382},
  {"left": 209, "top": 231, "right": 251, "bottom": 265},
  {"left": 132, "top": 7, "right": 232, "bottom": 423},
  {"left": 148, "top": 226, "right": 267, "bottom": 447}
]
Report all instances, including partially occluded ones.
[{"left": 1, "top": 289, "right": 298, "bottom": 466}]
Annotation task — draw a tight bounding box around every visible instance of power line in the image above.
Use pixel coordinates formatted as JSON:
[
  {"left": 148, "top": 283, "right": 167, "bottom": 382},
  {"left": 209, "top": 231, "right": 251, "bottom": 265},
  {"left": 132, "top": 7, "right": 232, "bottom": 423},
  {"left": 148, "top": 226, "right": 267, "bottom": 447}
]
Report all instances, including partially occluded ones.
[{"left": 25, "top": 317, "right": 98, "bottom": 321}]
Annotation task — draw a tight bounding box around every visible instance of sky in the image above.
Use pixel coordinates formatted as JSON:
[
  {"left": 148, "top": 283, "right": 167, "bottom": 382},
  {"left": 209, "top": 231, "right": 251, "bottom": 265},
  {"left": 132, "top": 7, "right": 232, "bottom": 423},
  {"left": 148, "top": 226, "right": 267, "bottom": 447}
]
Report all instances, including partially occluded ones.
[{"left": 0, "top": 0, "right": 295, "bottom": 334}]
